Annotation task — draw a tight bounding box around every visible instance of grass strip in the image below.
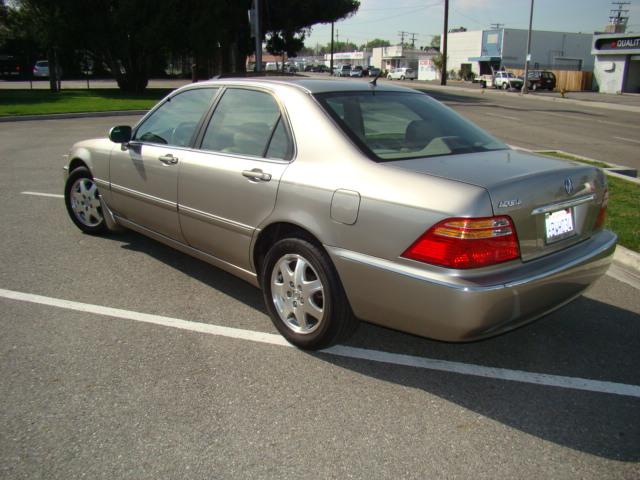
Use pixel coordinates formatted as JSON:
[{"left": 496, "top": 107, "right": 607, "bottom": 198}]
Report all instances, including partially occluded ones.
[
  {"left": 0, "top": 89, "right": 172, "bottom": 116},
  {"left": 606, "top": 176, "right": 640, "bottom": 252}
]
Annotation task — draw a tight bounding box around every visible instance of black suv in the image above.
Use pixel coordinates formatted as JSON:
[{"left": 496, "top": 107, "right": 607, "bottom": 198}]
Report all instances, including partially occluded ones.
[{"left": 527, "top": 70, "right": 556, "bottom": 91}]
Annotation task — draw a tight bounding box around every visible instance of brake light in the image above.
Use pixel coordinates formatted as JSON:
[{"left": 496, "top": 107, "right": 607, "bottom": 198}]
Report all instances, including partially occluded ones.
[
  {"left": 594, "top": 188, "right": 608, "bottom": 229},
  {"left": 402, "top": 216, "right": 520, "bottom": 269}
]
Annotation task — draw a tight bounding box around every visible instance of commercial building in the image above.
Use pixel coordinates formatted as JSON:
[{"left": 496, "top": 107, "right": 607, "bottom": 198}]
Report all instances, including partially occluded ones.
[
  {"left": 592, "top": 32, "right": 640, "bottom": 93},
  {"left": 323, "top": 51, "right": 371, "bottom": 68},
  {"left": 445, "top": 28, "right": 594, "bottom": 77}
]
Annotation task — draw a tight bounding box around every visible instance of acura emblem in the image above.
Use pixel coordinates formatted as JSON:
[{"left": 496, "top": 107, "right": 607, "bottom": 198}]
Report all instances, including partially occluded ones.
[{"left": 564, "top": 178, "right": 573, "bottom": 195}]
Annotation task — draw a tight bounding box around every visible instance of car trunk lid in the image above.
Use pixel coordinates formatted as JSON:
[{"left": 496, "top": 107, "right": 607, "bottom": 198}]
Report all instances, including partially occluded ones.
[{"left": 388, "top": 149, "right": 606, "bottom": 261}]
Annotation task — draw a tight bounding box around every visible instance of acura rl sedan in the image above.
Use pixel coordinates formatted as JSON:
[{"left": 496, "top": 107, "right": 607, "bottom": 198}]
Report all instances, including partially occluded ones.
[{"left": 63, "top": 78, "right": 616, "bottom": 349}]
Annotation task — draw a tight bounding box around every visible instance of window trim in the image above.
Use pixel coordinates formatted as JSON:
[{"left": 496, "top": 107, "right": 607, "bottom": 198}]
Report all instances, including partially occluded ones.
[{"left": 194, "top": 86, "right": 296, "bottom": 163}]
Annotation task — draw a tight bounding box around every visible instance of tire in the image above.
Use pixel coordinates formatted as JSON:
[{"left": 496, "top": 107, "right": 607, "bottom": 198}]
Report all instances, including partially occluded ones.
[
  {"left": 400, "top": 75, "right": 405, "bottom": 80},
  {"left": 64, "top": 166, "right": 107, "bottom": 235},
  {"left": 531, "top": 82, "right": 538, "bottom": 91},
  {"left": 387, "top": 74, "right": 392, "bottom": 80},
  {"left": 502, "top": 82, "right": 509, "bottom": 90},
  {"left": 261, "top": 238, "right": 358, "bottom": 350}
]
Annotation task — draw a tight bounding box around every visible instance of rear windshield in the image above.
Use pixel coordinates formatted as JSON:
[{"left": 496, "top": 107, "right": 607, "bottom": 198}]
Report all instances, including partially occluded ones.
[{"left": 316, "top": 91, "right": 507, "bottom": 162}]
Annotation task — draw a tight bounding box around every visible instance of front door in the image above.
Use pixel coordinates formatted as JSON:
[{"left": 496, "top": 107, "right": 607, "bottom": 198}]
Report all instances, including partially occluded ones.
[
  {"left": 178, "top": 87, "right": 294, "bottom": 271},
  {"left": 109, "top": 87, "right": 218, "bottom": 240}
]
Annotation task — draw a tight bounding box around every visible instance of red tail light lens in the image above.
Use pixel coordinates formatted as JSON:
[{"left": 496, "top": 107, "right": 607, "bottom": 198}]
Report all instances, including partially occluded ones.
[
  {"left": 594, "top": 188, "right": 608, "bottom": 230},
  {"left": 402, "top": 216, "right": 520, "bottom": 269}
]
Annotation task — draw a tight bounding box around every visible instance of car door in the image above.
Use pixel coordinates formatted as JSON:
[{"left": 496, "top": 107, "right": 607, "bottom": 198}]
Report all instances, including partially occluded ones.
[
  {"left": 177, "top": 87, "right": 293, "bottom": 271},
  {"left": 109, "top": 87, "right": 218, "bottom": 241}
]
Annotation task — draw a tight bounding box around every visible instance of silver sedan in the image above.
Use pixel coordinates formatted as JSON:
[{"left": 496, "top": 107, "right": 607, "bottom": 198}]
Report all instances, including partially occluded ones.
[{"left": 63, "top": 78, "right": 616, "bottom": 349}]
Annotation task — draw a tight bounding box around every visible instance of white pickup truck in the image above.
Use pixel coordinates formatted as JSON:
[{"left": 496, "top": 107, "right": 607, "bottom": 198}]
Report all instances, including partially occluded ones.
[{"left": 478, "top": 71, "right": 524, "bottom": 90}]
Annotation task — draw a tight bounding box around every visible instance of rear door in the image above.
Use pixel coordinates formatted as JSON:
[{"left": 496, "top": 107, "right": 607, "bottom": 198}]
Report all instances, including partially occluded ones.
[{"left": 178, "top": 87, "right": 293, "bottom": 271}]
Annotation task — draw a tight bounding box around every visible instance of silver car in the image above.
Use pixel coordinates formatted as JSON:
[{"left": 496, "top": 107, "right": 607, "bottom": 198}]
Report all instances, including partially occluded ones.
[{"left": 63, "top": 78, "right": 616, "bottom": 349}]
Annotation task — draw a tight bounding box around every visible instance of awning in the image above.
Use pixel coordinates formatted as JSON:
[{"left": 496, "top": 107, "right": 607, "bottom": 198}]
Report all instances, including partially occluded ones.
[{"left": 468, "top": 56, "right": 501, "bottom": 62}]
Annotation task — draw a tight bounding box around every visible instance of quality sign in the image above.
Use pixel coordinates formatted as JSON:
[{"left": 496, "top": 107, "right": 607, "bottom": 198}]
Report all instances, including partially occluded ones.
[{"left": 596, "top": 36, "right": 640, "bottom": 51}]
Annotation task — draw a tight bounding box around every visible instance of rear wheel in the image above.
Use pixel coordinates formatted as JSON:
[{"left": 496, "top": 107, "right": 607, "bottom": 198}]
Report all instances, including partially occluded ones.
[
  {"left": 400, "top": 75, "right": 405, "bottom": 80},
  {"left": 64, "top": 166, "right": 106, "bottom": 235},
  {"left": 262, "top": 238, "right": 357, "bottom": 350}
]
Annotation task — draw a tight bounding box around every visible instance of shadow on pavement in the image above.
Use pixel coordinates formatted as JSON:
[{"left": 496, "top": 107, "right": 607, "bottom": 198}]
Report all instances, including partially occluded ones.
[
  {"left": 109, "top": 229, "right": 639, "bottom": 460},
  {"left": 315, "top": 296, "right": 640, "bottom": 461}
]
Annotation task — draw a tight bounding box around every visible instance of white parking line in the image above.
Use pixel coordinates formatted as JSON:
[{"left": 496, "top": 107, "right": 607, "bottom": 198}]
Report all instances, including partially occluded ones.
[
  {"left": 1, "top": 287, "right": 639, "bottom": 399},
  {"left": 613, "top": 136, "right": 640, "bottom": 145},
  {"left": 21, "top": 191, "right": 64, "bottom": 198}
]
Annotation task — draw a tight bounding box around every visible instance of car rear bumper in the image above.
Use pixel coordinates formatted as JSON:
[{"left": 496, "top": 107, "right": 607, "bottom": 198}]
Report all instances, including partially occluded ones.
[{"left": 327, "top": 229, "right": 617, "bottom": 342}]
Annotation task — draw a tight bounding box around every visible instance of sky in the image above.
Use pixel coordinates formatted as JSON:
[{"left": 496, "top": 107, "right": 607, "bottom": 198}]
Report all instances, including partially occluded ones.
[{"left": 303, "top": 0, "right": 640, "bottom": 49}]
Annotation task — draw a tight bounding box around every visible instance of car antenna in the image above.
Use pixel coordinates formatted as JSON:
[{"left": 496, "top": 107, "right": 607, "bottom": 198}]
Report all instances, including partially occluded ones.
[{"left": 369, "top": 69, "right": 383, "bottom": 89}]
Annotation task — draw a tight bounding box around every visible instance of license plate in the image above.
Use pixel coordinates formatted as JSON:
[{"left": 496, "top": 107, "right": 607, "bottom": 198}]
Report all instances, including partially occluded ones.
[{"left": 545, "top": 208, "right": 575, "bottom": 243}]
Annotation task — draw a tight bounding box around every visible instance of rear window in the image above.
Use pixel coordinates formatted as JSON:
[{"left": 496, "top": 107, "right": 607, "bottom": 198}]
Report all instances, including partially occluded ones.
[{"left": 316, "top": 91, "right": 507, "bottom": 162}]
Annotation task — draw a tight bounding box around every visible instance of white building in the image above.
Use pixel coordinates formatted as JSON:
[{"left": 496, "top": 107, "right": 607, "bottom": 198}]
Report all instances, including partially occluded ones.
[
  {"left": 445, "top": 28, "right": 594, "bottom": 77},
  {"left": 592, "top": 32, "right": 640, "bottom": 93},
  {"left": 370, "top": 45, "right": 438, "bottom": 79},
  {"left": 323, "top": 51, "right": 371, "bottom": 67}
]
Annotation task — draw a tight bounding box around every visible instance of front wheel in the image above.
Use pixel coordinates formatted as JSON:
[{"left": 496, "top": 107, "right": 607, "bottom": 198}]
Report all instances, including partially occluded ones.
[
  {"left": 64, "top": 166, "right": 107, "bottom": 235},
  {"left": 262, "top": 238, "right": 357, "bottom": 350},
  {"left": 502, "top": 82, "right": 509, "bottom": 90}
]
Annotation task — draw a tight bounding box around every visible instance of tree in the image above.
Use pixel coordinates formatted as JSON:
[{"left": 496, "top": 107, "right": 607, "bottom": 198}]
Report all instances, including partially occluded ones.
[
  {"left": 266, "top": 30, "right": 306, "bottom": 71},
  {"left": 430, "top": 35, "right": 441, "bottom": 49},
  {"left": 364, "top": 38, "right": 390, "bottom": 49}
]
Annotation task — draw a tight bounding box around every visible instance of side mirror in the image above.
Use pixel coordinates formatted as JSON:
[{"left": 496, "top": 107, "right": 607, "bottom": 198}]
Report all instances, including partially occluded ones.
[{"left": 109, "top": 125, "right": 132, "bottom": 144}]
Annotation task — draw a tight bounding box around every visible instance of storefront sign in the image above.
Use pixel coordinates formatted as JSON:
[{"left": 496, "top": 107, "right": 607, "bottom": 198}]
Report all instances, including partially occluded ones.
[{"left": 595, "top": 36, "right": 640, "bottom": 51}]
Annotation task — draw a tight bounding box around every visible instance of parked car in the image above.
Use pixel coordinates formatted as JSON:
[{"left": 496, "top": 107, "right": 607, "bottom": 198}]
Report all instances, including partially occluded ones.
[
  {"left": 350, "top": 66, "right": 364, "bottom": 77},
  {"left": 527, "top": 70, "right": 556, "bottom": 91},
  {"left": 368, "top": 67, "right": 382, "bottom": 78},
  {"left": 0, "top": 54, "right": 23, "bottom": 78},
  {"left": 32, "top": 60, "right": 50, "bottom": 78},
  {"left": 492, "top": 71, "right": 523, "bottom": 90},
  {"left": 335, "top": 64, "right": 352, "bottom": 77},
  {"left": 63, "top": 78, "right": 615, "bottom": 350},
  {"left": 387, "top": 67, "right": 416, "bottom": 80}
]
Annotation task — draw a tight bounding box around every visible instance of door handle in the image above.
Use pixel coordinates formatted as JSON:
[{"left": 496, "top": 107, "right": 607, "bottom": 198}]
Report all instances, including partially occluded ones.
[
  {"left": 159, "top": 154, "right": 178, "bottom": 165},
  {"left": 242, "top": 168, "right": 272, "bottom": 182}
]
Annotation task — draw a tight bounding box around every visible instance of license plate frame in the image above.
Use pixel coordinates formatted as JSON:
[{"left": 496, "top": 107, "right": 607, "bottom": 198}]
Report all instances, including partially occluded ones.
[{"left": 545, "top": 208, "right": 576, "bottom": 244}]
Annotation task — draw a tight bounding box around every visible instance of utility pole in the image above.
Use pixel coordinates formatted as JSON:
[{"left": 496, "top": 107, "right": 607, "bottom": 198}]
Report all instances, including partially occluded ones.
[
  {"left": 409, "top": 33, "right": 417, "bottom": 48},
  {"left": 254, "top": 0, "right": 262, "bottom": 72},
  {"left": 330, "top": 21, "right": 335, "bottom": 73},
  {"left": 521, "top": 0, "right": 534, "bottom": 94},
  {"left": 441, "top": 0, "right": 448, "bottom": 85},
  {"left": 490, "top": 23, "right": 504, "bottom": 30}
]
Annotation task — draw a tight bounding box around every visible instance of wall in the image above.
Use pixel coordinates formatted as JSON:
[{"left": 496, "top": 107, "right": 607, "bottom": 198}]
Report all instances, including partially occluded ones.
[
  {"left": 501, "top": 29, "right": 594, "bottom": 71},
  {"left": 445, "top": 30, "right": 483, "bottom": 74},
  {"left": 593, "top": 54, "right": 627, "bottom": 93}
]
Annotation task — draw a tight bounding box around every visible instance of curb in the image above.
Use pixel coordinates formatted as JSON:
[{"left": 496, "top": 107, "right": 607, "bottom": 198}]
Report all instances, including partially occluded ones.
[
  {"left": 0, "top": 110, "right": 148, "bottom": 123},
  {"left": 614, "top": 246, "right": 640, "bottom": 272},
  {"left": 532, "top": 149, "right": 639, "bottom": 182},
  {"left": 417, "top": 82, "right": 640, "bottom": 113}
]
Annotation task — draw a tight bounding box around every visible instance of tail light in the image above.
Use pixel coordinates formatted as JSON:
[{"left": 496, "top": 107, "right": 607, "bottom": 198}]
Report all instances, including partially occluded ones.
[
  {"left": 402, "top": 216, "right": 520, "bottom": 269},
  {"left": 594, "top": 188, "right": 608, "bottom": 230}
]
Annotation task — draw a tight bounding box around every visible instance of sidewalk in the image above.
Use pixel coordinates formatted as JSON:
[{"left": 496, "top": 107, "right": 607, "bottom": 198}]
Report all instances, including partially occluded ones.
[{"left": 418, "top": 79, "right": 640, "bottom": 113}]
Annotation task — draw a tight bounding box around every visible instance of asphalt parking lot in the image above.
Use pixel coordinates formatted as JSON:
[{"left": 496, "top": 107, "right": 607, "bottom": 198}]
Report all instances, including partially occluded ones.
[{"left": 1, "top": 116, "right": 639, "bottom": 479}]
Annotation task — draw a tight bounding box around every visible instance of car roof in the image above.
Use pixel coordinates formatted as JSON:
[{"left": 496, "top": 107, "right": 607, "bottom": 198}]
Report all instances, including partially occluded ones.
[{"left": 184, "top": 77, "right": 421, "bottom": 95}]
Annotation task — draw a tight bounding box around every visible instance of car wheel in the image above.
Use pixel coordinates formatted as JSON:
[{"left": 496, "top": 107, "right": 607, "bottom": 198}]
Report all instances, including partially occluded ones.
[
  {"left": 387, "top": 74, "right": 392, "bottom": 80},
  {"left": 401, "top": 75, "right": 405, "bottom": 80},
  {"left": 502, "top": 82, "right": 509, "bottom": 90},
  {"left": 531, "top": 82, "right": 538, "bottom": 91},
  {"left": 64, "top": 166, "right": 107, "bottom": 235},
  {"left": 262, "top": 238, "right": 357, "bottom": 350}
]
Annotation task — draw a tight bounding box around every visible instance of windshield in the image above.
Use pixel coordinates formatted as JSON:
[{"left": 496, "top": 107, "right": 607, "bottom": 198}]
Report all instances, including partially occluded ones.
[
  {"left": 316, "top": 91, "right": 507, "bottom": 162},
  {"left": 505, "top": 73, "right": 517, "bottom": 78}
]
